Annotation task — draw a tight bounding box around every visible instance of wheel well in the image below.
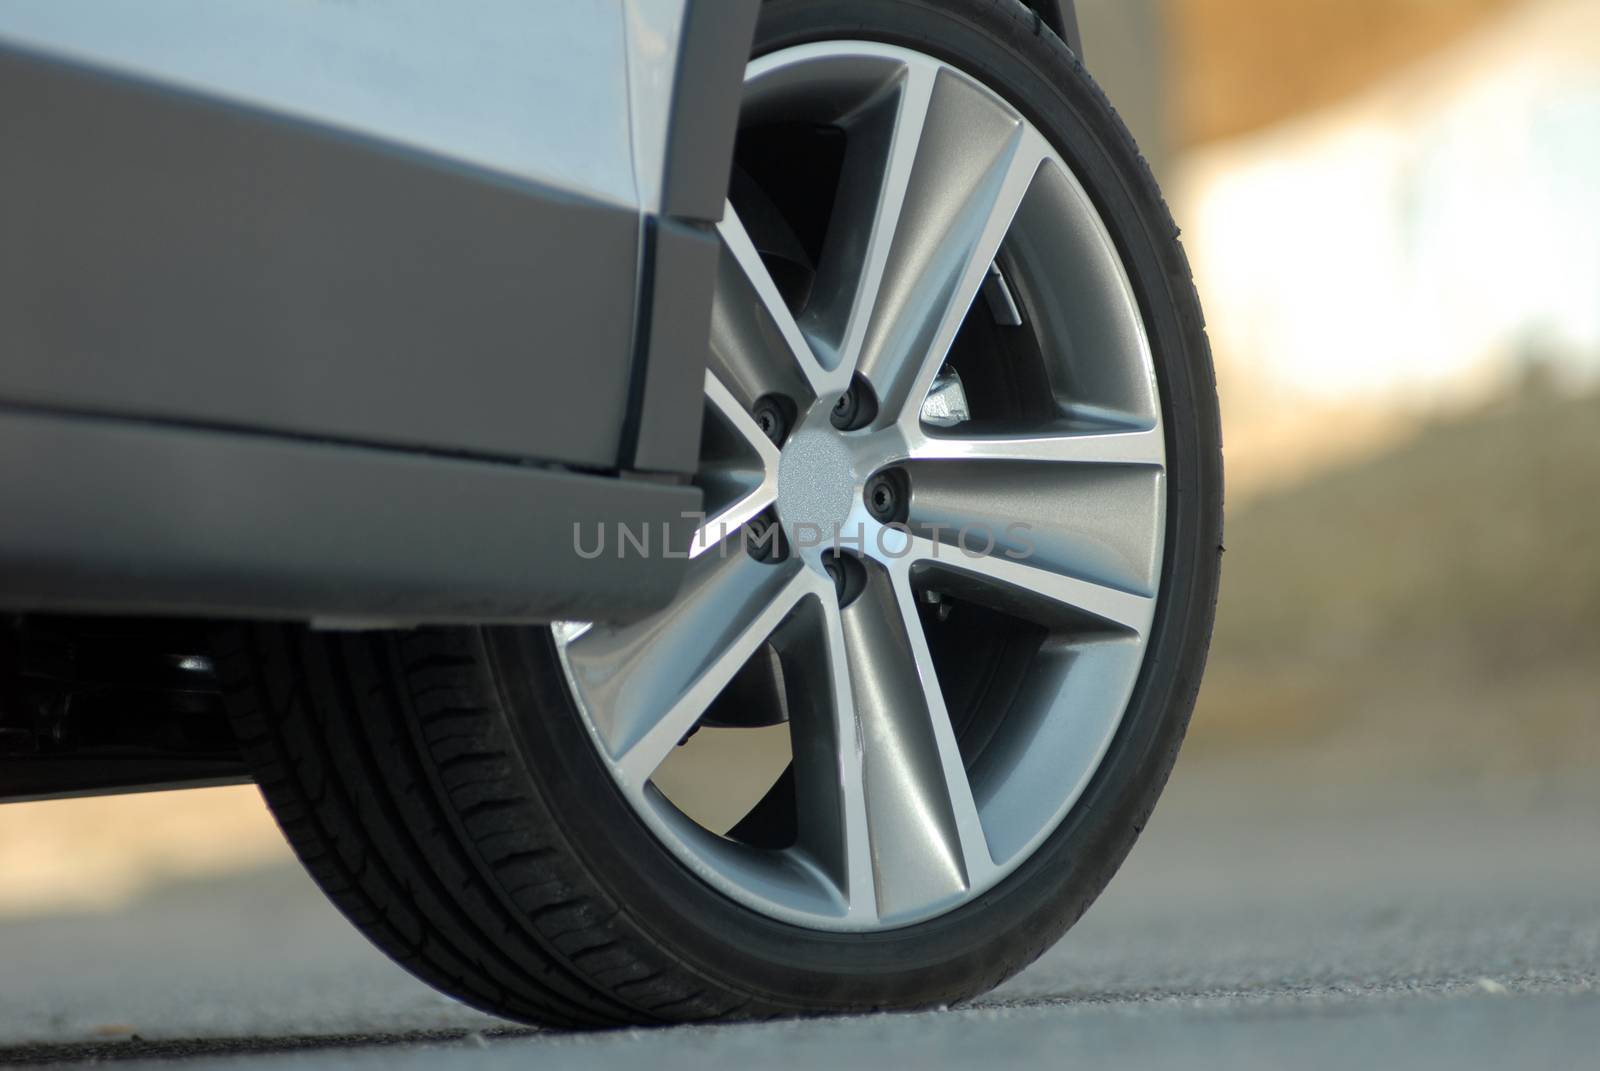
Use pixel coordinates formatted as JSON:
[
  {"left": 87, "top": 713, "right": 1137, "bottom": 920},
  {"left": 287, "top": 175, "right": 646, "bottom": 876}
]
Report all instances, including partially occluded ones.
[{"left": 0, "top": 615, "right": 246, "bottom": 803}]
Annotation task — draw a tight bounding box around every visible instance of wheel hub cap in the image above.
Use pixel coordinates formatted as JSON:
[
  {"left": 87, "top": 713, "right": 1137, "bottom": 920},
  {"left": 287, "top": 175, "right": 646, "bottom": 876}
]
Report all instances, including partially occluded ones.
[{"left": 776, "top": 409, "right": 871, "bottom": 550}]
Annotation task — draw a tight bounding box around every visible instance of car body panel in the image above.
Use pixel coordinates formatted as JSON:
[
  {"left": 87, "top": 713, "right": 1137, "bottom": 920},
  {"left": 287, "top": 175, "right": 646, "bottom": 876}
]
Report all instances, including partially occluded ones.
[
  {"left": 0, "top": 408, "right": 700, "bottom": 624},
  {"left": 0, "top": 42, "right": 641, "bottom": 466},
  {"left": 0, "top": 0, "right": 641, "bottom": 208},
  {"left": 0, "top": 0, "right": 758, "bottom": 624}
]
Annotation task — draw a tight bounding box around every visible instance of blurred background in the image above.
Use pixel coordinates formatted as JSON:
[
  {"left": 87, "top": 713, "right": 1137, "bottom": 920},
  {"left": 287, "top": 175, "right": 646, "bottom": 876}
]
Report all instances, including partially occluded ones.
[
  {"left": 1088, "top": 0, "right": 1600, "bottom": 784},
  {"left": 2, "top": 0, "right": 1596, "bottom": 1034}
]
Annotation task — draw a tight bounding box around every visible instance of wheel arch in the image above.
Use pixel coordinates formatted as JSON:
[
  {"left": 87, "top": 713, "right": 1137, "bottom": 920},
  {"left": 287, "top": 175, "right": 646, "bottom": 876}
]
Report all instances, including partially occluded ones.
[{"left": 1019, "top": 0, "right": 1083, "bottom": 59}]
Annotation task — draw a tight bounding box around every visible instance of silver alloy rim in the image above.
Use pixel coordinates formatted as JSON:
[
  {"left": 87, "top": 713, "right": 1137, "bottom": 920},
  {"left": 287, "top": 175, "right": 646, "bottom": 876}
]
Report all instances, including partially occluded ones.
[{"left": 555, "top": 42, "right": 1166, "bottom": 931}]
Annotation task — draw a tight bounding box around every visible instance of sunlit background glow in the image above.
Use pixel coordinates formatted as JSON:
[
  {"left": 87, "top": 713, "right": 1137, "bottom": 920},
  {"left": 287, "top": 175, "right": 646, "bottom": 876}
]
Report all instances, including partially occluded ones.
[{"left": 1172, "top": 0, "right": 1600, "bottom": 494}]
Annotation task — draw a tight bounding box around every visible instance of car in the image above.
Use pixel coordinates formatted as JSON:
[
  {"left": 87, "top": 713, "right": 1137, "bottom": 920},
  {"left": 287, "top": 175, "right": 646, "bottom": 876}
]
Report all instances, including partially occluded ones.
[{"left": 0, "top": 0, "right": 1222, "bottom": 1026}]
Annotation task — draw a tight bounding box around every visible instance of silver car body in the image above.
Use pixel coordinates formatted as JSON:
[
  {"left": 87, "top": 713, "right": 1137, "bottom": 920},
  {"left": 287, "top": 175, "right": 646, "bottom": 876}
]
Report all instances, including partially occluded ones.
[{"left": 0, "top": 0, "right": 755, "bottom": 624}]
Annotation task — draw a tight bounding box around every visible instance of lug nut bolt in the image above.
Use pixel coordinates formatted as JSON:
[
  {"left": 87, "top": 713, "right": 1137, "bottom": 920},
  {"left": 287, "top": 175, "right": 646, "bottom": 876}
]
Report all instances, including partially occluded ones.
[
  {"left": 753, "top": 398, "right": 787, "bottom": 444},
  {"left": 864, "top": 471, "right": 904, "bottom": 523},
  {"left": 821, "top": 551, "right": 863, "bottom": 606},
  {"left": 746, "top": 514, "right": 785, "bottom": 563},
  {"left": 829, "top": 391, "right": 855, "bottom": 431},
  {"left": 831, "top": 374, "right": 879, "bottom": 431}
]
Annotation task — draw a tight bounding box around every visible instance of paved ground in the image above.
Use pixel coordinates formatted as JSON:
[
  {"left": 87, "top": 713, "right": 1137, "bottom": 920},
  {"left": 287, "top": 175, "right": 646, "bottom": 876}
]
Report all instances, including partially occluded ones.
[{"left": 2, "top": 756, "right": 1596, "bottom": 1069}]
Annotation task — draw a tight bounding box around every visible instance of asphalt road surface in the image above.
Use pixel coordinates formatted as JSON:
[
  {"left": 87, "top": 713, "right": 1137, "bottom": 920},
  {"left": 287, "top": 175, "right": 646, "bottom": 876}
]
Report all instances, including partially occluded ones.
[{"left": 2, "top": 756, "right": 1596, "bottom": 1070}]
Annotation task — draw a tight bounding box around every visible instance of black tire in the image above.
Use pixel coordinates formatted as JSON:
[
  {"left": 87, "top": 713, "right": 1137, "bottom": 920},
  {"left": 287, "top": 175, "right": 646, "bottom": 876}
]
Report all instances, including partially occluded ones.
[{"left": 222, "top": 0, "right": 1222, "bottom": 1027}]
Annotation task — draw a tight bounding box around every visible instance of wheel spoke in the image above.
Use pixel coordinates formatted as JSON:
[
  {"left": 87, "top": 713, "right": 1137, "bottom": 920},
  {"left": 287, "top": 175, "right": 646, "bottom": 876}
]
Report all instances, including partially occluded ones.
[
  {"left": 885, "top": 534, "right": 1155, "bottom": 636},
  {"left": 715, "top": 205, "right": 842, "bottom": 401},
  {"left": 800, "top": 60, "right": 937, "bottom": 380},
  {"left": 837, "top": 564, "right": 992, "bottom": 919},
  {"left": 563, "top": 552, "right": 810, "bottom": 790},
  {"left": 837, "top": 70, "right": 1048, "bottom": 425},
  {"left": 693, "top": 373, "right": 780, "bottom": 557},
  {"left": 904, "top": 423, "right": 1165, "bottom": 468},
  {"left": 900, "top": 437, "right": 1165, "bottom": 598},
  {"left": 779, "top": 585, "right": 879, "bottom": 922}
]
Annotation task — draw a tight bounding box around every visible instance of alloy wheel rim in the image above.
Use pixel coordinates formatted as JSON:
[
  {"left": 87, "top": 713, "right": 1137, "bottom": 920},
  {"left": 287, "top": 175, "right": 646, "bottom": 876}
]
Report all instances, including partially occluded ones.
[{"left": 555, "top": 41, "right": 1166, "bottom": 931}]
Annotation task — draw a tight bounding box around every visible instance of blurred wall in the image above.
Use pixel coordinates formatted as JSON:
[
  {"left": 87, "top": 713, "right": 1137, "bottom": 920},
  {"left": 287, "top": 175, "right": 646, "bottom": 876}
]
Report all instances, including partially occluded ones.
[
  {"left": 1171, "top": 0, "right": 1524, "bottom": 147},
  {"left": 1075, "top": 0, "right": 1528, "bottom": 182},
  {"left": 1172, "top": 0, "right": 1600, "bottom": 497},
  {"left": 1168, "top": 0, "right": 1600, "bottom": 778},
  {"left": 1076, "top": 0, "right": 1170, "bottom": 175}
]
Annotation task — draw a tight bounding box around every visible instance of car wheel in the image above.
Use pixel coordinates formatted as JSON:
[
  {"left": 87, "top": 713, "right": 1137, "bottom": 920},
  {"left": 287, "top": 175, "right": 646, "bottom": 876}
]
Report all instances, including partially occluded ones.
[{"left": 221, "top": 0, "right": 1222, "bottom": 1026}]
